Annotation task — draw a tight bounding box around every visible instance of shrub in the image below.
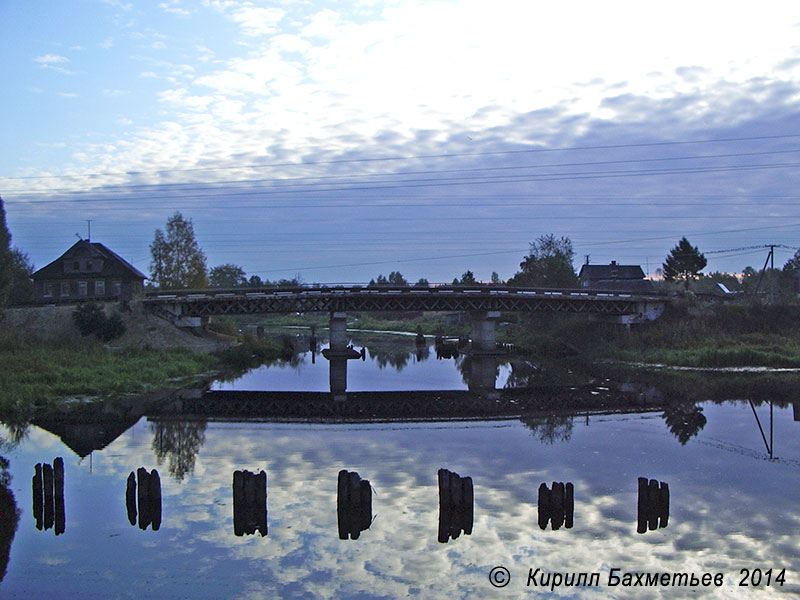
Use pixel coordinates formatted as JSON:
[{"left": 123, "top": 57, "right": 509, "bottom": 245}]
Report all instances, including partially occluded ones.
[{"left": 72, "top": 302, "right": 126, "bottom": 342}]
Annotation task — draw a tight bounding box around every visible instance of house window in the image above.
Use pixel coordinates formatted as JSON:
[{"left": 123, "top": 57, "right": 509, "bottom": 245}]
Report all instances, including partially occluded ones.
[
  {"left": 112, "top": 280, "right": 122, "bottom": 296},
  {"left": 61, "top": 282, "right": 70, "bottom": 296},
  {"left": 86, "top": 260, "right": 93, "bottom": 271},
  {"left": 94, "top": 280, "right": 105, "bottom": 296},
  {"left": 44, "top": 283, "right": 54, "bottom": 298},
  {"left": 73, "top": 261, "right": 79, "bottom": 271},
  {"left": 78, "top": 281, "right": 88, "bottom": 296}
]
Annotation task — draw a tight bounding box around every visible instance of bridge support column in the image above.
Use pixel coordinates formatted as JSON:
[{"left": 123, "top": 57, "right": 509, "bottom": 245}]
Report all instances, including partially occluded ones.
[
  {"left": 329, "top": 312, "right": 348, "bottom": 352},
  {"left": 469, "top": 311, "right": 501, "bottom": 355},
  {"left": 329, "top": 358, "right": 348, "bottom": 402},
  {"left": 467, "top": 356, "right": 500, "bottom": 399}
]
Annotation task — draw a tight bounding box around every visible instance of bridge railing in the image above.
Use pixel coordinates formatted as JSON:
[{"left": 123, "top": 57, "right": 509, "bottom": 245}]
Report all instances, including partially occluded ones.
[{"left": 143, "top": 284, "right": 668, "bottom": 302}]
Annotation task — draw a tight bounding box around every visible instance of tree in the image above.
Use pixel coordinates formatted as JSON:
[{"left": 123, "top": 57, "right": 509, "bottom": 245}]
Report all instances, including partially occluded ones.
[
  {"left": 508, "top": 234, "right": 578, "bottom": 287},
  {"left": 248, "top": 275, "right": 263, "bottom": 288},
  {"left": 149, "top": 212, "right": 208, "bottom": 289},
  {"left": 0, "top": 197, "right": 14, "bottom": 307},
  {"left": 662, "top": 237, "right": 706, "bottom": 288},
  {"left": 459, "top": 270, "right": 477, "bottom": 285},
  {"left": 8, "top": 248, "right": 34, "bottom": 305},
  {"left": 491, "top": 271, "right": 501, "bottom": 284},
  {"left": 784, "top": 248, "right": 800, "bottom": 271},
  {"left": 368, "top": 274, "right": 389, "bottom": 287},
  {"left": 209, "top": 263, "right": 247, "bottom": 288},
  {"left": 414, "top": 278, "right": 430, "bottom": 288},
  {"left": 387, "top": 271, "right": 408, "bottom": 286}
]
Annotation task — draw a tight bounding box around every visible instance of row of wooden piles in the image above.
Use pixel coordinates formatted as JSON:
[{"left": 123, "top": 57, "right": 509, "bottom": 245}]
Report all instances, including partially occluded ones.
[
  {"left": 637, "top": 477, "right": 669, "bottom": 533},
  {"left": 437, "top": 469, "right": 473, "bottom": 543},
  {"left": 32, "top": 458, "right": 65, "bottom": 535},
  {"left": 126, "top": 468, "right": 162, "bottom": 531},
  {"left": 233, "top": 470, "right": 268, "bottom": 537},
  {"left": 337, "top": 470, "right": 372, "bottom": 540},
  {"left": 538, "top": 482, "right": 574, "bottom": 530}
]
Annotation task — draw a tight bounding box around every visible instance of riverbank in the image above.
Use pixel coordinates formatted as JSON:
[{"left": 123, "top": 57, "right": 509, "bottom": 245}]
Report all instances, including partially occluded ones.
[{"left": 507, "top": 301, "right": 800, "bottom": 368}]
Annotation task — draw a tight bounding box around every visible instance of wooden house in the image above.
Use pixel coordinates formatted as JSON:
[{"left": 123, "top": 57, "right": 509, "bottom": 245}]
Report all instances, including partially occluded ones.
[
  {"left": 578, "top": 260, "right": 654, "bottom": 293},
  {"left": 31, "top": 239, "right": 146, "bottom": 302}
]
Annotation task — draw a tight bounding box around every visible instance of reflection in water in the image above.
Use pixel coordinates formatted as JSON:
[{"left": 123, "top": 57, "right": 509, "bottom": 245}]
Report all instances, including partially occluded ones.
[
  {"left": 662, "top": 403, "right": 707, "bottom": 445},
  {"left": 32, "top": 458, "right": 65, "bottom": 535},
  {"left": 337, "top": 470, "right": 372, "bottom": 540},
  {"left": 151, "top": 419, "right": 207, "bottom": 481},
  {"left": 126, "top": 468, "right": 162, "bottom": 531},
  {"left": 521, "top": 414, "right": 574, "bottom": 444},
  {"left": 437, "top": 469, "right": 473, "bottom": 543},
  {"left": 232, "top": 470, "right": 268, "bottom": 537},
  {"left": 537, "top": 482, "right": 574, "bottom": 530},
  {"left": 637, "top": 477, "right": 670, "bottom": 534},
  {"left": 0, "top": 459, "right": 18, "bottom": 582}
]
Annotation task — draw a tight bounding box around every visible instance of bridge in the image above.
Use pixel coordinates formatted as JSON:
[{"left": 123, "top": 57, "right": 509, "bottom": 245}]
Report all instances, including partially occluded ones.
[{"left": 143, "top": 285, "right": 667, "bottom": 355}]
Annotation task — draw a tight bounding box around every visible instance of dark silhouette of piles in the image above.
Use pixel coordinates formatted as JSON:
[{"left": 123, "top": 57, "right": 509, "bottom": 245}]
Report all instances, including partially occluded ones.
[
  {"left": 537, "top": 482, "right": 574, "bottom": 530},
  {"left": 32, "top": 458, "right": 65, "bottom": 535},
  {"left": 637, "top": 477, "right": 669, "bottom": 533},
  {"left": 232, "top": 470, "right": 267, "bottom": 536},
  {"left": 126, "top": 468, "right": 161, "bottom": 531},
  {"left": 337, "top": 470, "right": 372, "bottom": 540},
  {"left": 437, "top": 469, "right": 473, "bottom": 543}
]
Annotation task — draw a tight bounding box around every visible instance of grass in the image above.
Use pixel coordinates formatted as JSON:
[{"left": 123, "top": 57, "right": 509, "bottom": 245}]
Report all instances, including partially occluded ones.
[
  {"left": 0, "top": 340, "right": 219, "bottom": 409},
  {"left": 505, "top": 301, "right": 800, "bottom": 368}
]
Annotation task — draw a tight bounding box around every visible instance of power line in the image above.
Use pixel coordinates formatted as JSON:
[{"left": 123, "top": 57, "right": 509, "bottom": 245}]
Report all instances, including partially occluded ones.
[
  {"left": 8, "top": 161, "right": 800, "bottom": 206},
  {"left": 5, "top": 132, "right": 800, "bottom": 182}
]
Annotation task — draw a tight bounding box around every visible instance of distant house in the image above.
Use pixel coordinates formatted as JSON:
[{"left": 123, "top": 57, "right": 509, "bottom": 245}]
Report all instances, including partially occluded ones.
[
  {"left": 31, "top": 239, "right": 146, "bottom": 302},
  {"left": 578, "top": 260, "right": 654, "bottom": 293}
]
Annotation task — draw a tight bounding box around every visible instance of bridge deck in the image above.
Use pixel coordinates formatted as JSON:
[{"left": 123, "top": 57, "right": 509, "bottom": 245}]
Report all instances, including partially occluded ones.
[{"left": 143, "top": 285, "right": 666, "bottom": 316}]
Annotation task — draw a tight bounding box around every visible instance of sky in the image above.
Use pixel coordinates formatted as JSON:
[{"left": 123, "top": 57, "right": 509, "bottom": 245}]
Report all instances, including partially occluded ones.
[{"left": 2, "top": 0, "right": 800, "bottom": 284}]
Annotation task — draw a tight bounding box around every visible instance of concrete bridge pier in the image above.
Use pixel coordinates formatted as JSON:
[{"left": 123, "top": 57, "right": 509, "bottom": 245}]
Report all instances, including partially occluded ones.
[
  {"left": 329, "top": 358, "right": 348, "bottom": 403},
  {"left": 328, "top": 312, "right": 348, "bottom": 352},
  {"left": 467, "top": 356, "right": 500, "bottom": 399},
  {"left": 469, "top": 311, "right": 501, "bottom": 355}
]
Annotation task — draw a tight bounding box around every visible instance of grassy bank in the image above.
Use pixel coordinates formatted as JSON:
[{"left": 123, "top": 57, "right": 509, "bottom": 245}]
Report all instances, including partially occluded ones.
[
  {"left": 0, "top": 341, "right": 220, "bottom": 409},
  {"left": 507, "top": 301, "right": 800, "bottom": 368}
]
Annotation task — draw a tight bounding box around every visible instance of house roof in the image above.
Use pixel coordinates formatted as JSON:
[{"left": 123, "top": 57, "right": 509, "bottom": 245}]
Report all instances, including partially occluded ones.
[
  {"left": 32, "top": 239, "right": 146, "bottom": 281},
  {"left": 578, "top": 262, "right": 646, "bottom": 280}
]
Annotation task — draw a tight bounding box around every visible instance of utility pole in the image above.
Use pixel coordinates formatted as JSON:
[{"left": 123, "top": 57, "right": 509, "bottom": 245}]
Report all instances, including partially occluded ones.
[
  {"left": 86, "top": 220, "right": 92, "bottom": 242},
  {"left": 769, "top": 244, "right": 775, "bottom": 304},
  {"left": 751, "top": 245, "right": 776, "bottom": 303}
]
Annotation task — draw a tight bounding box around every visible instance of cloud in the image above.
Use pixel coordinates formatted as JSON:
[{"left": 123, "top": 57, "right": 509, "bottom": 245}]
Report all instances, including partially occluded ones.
[
  {"left": 34, "top": 54, "right": 70, "bottom": 65},
  {"left": 159, "top": 1, "right": 193, "bottom": 17}
]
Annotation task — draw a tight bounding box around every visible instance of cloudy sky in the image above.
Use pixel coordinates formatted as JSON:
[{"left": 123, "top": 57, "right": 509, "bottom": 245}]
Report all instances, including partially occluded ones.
[{"left": 2, "top": 0, "right": 800, "bottom": 283}]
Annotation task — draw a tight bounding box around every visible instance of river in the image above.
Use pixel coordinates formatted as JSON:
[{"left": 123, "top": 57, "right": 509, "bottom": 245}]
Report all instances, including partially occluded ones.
[{"left": 1, "top": 331, "right": 798, "bottom": 598}]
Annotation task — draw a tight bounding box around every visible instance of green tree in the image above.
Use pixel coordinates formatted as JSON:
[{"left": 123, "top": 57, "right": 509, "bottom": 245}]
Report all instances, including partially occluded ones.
[
  {"left": 459, "top": 270, "right": 477, "bottom": 285},
  {"left": 387, "top": 271, "right": 408, "bottom": 286},
  {"left": 491, "top": 271, "right": 501, "bottom": 284},
  {"left": 8, "top": 248, "right": 34, "bottom": 305},
  {"left": 209, "top": 263, "right": 247, "bottom": 288},
  {"left": 414, "top": 278, "right": 430, "bottom": 287},
  {"left": 0, "top": 197, "right": 14, "bottom": 307},
  {"left": 508, "top": 234, "right": 578, "bottom": 287},
  {"left": 248, "top": 275, "right": 263, "bottom": 287},
  {"left": 784, "top": 248, "right": 800, "bottom": 271},
  {"left": 662, "top": 237, "right": 706, "bottom": 289},
  {"left": 149, "top": 212, "right": 208, "bottom": 289}
]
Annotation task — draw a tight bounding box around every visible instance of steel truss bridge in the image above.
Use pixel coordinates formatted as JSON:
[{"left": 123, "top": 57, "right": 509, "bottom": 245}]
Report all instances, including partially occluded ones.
[{"left": 143, "top": 285, "right": 666, "bottom": 319}]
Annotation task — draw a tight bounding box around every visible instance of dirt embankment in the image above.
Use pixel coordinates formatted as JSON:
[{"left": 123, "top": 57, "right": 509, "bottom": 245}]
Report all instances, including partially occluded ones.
[{"left": 4, "top": 301, "right": 234, "bottom": 352}]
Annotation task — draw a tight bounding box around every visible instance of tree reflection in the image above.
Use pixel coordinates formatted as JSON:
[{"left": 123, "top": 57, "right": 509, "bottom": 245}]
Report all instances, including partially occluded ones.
[
  {"left": 520, "top": 414, "right": 574, "bottom": 444},
  {"left": 0, "top": 457, "right": 19, "bottom": 582},
  {"left": 151, "top": 419, "right": 207, "bottom": 481},
  {"left": 662, "top": 402, "right": 707, "bottom": 445},
  {"left": 371, "top": 349, "right": 411, "bottom": 371}
]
